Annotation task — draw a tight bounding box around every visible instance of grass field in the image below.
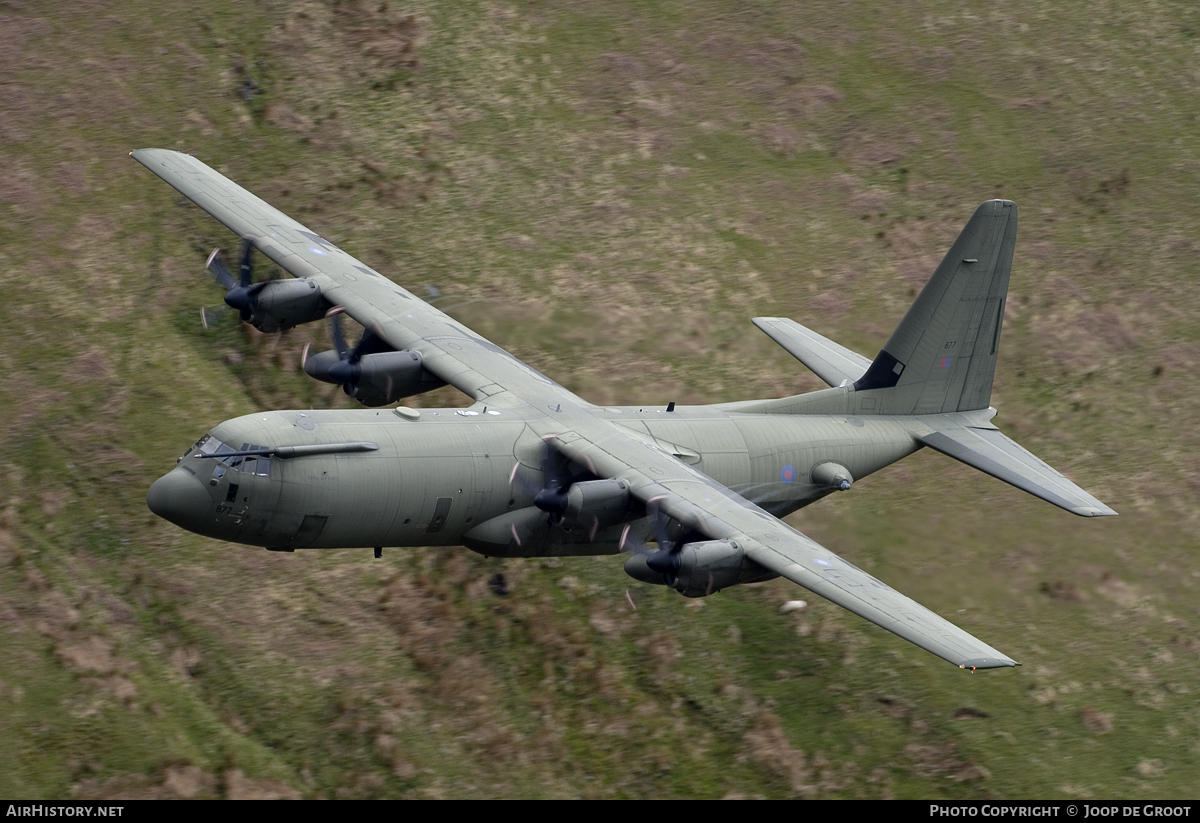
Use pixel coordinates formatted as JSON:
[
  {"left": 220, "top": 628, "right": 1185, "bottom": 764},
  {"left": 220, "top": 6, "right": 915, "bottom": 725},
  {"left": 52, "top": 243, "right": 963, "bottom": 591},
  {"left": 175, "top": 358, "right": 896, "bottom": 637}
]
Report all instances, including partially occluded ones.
[{"left": 1, "top": 0, "right": 1198, "bottom": 798}]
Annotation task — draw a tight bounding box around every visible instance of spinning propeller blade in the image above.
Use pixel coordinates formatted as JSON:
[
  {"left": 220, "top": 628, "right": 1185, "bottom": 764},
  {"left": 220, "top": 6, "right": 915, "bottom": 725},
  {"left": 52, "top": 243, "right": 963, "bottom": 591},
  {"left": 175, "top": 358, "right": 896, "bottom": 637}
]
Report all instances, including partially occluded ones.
[
  {"left": 204, "top": 239, "right": 266, "bottom": 326},
  {"left": 303, "top": 308, "right": 381, "bottom": 398},
  {"left": 621, "top": 497, "right": 684, "bottom": 586},
  {"left": 508, "top": 437, "right": 595, "bottom": 543}
]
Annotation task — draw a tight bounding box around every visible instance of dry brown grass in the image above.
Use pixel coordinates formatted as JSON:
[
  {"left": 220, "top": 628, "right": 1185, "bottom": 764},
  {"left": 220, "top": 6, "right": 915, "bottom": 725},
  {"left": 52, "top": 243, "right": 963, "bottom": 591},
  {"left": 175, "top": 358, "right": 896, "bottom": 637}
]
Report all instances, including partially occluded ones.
[
  {"left": 742, "top": 708, "right": 813, "bottom": 795},
  {"left": 904, "top": 743, "right": 987, "bottom": 783}
]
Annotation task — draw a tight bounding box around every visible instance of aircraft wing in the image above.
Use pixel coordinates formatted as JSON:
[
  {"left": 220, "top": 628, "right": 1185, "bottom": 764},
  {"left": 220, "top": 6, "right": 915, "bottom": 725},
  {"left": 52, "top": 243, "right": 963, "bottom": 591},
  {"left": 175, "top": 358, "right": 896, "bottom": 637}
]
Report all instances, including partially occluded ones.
[
  {"left": 130, "top": 148, "right": 570, "bottom": 408},
  {"left": 550, "top": 422, "right": 1017, "bottom": 670}
]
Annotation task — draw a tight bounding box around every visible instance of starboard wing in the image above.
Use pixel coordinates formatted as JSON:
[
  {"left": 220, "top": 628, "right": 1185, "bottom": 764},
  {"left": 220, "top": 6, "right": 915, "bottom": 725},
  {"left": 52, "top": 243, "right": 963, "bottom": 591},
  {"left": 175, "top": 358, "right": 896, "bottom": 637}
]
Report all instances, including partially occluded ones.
[
  {"left": 546, "top": 419, "right": 1018, "bottom": 669},
  {"left": 130, "top": 148, "right": 570, "bottom": 408}
]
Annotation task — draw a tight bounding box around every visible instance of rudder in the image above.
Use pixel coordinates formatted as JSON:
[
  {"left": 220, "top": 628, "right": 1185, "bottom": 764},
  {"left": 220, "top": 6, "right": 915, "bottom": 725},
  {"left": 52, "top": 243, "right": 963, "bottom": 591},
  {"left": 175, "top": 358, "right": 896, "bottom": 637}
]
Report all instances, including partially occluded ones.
[{"left": 855, "top": 200, "right": 1016, "bottom": 414}]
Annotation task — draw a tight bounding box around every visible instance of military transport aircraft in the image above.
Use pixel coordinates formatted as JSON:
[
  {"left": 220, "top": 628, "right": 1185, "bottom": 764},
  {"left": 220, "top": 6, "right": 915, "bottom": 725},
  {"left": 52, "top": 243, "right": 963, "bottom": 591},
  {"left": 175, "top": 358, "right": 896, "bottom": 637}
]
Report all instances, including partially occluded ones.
[{"left": 134, "top": 148, "right": 1115, "bottom": 671}]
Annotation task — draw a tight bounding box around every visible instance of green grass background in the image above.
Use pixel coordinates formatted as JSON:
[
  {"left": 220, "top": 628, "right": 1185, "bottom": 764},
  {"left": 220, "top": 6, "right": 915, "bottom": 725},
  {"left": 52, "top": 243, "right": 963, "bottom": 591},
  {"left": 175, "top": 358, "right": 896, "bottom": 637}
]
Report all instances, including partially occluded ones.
[{"left": 0, "top": 0, "right": 1198, "bottom": 798}]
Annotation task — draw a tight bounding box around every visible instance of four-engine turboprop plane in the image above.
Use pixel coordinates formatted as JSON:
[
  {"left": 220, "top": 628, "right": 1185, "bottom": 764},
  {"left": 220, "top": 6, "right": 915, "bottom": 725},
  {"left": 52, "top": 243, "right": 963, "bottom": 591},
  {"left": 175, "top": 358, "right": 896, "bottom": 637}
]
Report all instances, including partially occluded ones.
[{"left": 134, "top": 149, "right": 1115, "bottom": 671}]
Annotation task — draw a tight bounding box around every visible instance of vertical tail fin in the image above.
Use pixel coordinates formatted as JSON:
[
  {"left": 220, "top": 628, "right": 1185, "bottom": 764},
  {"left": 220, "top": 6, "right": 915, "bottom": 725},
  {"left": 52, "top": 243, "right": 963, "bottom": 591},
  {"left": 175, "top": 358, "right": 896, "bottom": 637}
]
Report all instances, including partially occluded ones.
[{"left": 855, "top": 200, "right": 1016, "bottom": 415}]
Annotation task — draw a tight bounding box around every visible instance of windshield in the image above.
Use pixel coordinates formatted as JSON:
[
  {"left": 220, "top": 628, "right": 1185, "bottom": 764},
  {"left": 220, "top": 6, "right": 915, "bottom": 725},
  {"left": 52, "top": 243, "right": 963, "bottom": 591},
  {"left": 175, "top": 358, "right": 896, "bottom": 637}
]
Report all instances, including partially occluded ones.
[{"left": 183, "top": 435, "right": 271, "bottom": 477}]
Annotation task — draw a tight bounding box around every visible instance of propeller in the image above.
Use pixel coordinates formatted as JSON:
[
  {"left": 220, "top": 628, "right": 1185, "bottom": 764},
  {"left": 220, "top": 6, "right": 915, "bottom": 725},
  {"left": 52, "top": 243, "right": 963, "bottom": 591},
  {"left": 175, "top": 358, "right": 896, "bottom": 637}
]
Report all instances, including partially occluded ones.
[
  {"left": 509, "top": 437, "right": 591, "bottom": 527},
  {"left": 302, "top": 308, "right": 387, "bottom": 399},
  {"left": 620, "top": 497, "right": 684, "bottom": 587},
  {"left": 206, "top": 239, "right": 266, "bottom": 325}
]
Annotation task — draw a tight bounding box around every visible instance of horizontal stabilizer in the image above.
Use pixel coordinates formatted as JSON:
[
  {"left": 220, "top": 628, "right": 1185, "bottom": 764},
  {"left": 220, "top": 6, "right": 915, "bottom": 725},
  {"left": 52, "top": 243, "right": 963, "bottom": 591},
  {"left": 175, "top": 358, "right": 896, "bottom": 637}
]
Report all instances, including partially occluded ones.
[
  {"left": 752, "top": 317, "right": 872, "bottom": 388},
  {"left": 919, "top": 426, "right": 1116, "bottom": 517}
]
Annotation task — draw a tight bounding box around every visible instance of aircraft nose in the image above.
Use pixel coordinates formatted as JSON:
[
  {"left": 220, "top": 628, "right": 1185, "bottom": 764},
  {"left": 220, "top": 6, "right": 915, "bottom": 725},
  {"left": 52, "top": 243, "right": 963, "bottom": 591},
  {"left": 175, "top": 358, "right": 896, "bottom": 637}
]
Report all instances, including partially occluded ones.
[{"left": 147, "top": 469, "right": 212, "bottom": 531}]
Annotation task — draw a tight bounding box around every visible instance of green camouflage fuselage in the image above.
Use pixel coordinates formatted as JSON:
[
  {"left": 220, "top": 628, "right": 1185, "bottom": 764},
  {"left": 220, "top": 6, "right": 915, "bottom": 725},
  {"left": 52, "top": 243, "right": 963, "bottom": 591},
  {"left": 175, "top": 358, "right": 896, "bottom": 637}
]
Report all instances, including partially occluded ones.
[{"left": 155, "top": 403, "right": 918, "bottom": 555}]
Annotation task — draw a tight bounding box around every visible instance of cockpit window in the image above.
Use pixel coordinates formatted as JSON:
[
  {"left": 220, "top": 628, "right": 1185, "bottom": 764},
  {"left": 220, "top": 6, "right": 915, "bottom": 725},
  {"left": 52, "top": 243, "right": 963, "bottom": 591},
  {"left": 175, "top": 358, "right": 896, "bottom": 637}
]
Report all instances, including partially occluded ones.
[
  {"left": 198, "top": 436, "right": 224, "bottom": 456},
  {"left": 237, "top": 445, "right": 271, "bottom": 477},
  {"left": 207, "top": 442, "right": 237, "bottom": 482},
  {"left": 208, "top": 442, "right": 240, "bottom": 469},
  {"left": 183, "top": 434, "right": 212, "bottom": 459},
  {"left": 228, "top": 443, "right": 248, "bottom": 470},
  {"left": 188, "top": 436, "right": 270, "bottom": 477}
]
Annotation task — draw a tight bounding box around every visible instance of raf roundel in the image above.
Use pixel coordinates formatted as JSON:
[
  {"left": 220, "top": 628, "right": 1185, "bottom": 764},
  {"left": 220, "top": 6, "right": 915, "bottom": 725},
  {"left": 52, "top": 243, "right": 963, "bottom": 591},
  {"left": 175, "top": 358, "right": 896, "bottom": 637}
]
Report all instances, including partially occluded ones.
[{"left": 780, "top": 465, "right": 796, "bottom": 484}]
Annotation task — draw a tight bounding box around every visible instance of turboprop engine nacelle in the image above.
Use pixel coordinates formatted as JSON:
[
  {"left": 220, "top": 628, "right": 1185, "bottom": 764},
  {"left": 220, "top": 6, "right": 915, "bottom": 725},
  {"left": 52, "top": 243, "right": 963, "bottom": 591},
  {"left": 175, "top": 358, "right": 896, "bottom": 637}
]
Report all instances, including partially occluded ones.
[
  {"left": 304, "top": 349, "right": 444, "bottom": 407},
  {"left": 564, "top": 478, "right": 634, "bottom": 530},
  {"left": 251, "top": 279, "right": 329, "bottom": 333},
  {"left": 624, "top": 539, "right": 778, "bottom": 597}
]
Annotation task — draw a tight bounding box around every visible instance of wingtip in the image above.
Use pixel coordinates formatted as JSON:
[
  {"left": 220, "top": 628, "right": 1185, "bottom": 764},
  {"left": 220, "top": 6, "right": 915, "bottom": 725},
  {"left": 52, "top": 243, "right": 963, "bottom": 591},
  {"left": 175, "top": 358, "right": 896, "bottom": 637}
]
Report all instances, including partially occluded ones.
[
  {"left": 1073, "top": 505, "right": 1119, "bottom": 517},
  {"left": 959, "top": 656, "right": 1019, "bottom": 670}
]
